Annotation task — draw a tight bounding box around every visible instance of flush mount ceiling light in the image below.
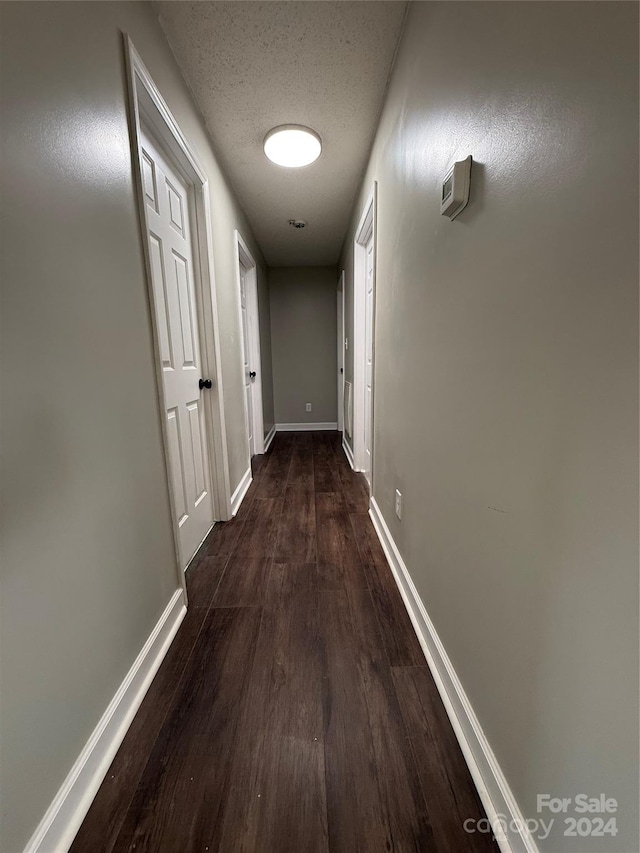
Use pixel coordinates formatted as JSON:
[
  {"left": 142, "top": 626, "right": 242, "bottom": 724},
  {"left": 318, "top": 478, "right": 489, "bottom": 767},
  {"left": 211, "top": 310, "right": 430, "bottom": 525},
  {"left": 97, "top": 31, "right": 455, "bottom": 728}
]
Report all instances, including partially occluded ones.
[{"left": 263, "top": 125, "right": 322, "bottom": 168}]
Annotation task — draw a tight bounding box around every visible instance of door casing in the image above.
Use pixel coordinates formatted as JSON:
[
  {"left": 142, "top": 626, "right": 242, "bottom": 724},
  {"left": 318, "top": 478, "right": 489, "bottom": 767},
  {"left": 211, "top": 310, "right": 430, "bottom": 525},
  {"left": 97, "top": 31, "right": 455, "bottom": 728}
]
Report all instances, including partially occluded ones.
[
  {"left": 353, "top": 183, "right": 377, "bottom": 488},
  {"left": 125, "top": 37, "right": 233, "bottom": 595}
]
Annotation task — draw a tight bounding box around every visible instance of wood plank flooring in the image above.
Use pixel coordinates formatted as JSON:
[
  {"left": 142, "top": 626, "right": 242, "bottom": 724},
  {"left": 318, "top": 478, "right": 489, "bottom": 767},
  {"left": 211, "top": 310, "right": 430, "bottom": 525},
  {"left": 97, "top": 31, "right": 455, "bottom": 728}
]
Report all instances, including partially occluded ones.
[{"left": 71, "top": 431, "right": 499, "bottom": 853}]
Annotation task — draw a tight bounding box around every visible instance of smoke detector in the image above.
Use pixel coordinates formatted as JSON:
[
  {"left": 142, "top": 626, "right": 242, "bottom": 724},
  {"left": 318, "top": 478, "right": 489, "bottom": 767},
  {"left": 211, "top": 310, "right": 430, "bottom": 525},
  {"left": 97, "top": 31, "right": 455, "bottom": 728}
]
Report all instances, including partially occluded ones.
[{"left": 288, "top": 219, "right": 307, "bottom": 229}]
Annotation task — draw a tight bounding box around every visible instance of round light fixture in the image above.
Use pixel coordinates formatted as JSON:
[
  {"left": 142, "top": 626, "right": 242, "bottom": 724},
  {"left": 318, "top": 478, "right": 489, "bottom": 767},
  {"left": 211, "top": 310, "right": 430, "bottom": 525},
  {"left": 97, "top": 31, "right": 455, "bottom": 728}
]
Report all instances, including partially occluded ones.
[{"left": 263, "top": 125, "right": 322, "bottom": 168}]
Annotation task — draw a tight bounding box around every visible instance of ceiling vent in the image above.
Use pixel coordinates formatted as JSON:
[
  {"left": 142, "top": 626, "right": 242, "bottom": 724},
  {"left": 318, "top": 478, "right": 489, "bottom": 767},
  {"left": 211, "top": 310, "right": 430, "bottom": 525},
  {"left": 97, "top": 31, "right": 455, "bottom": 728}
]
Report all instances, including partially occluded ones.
[{"left": 288, "top": 219, "right": 307, "bottom": 229}]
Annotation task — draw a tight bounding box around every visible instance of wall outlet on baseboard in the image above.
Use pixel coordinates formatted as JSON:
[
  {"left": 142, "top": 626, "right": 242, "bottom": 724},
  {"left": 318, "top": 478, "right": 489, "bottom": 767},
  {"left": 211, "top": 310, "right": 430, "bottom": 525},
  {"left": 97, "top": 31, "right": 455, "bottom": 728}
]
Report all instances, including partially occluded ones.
[
  {"left": 395, "top": 489, "right": 402, "bottom": 520},
  {"left": 305, "top": 402, "right": 312, "bottom": 412}
]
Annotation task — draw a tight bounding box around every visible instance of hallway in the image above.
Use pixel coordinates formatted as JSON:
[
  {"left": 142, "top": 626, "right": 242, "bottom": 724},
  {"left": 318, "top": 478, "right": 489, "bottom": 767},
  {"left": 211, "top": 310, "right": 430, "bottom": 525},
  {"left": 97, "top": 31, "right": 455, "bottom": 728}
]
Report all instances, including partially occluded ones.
[{"left": 72, "top": 432, "right": 498, "bottom": 853}]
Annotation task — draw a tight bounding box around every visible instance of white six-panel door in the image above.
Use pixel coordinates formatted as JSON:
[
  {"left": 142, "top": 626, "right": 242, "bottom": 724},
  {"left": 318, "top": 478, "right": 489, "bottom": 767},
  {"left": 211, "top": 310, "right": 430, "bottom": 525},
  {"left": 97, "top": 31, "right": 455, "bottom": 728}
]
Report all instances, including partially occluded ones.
[
  {"left": 140, "top": 127, "right": 214, "bottom": 568},
  {"left": 337, "top": 274, "right": 345, "bottom": 433},
  {"left": 364, "top": 233, "right": 374, "bottom": 485},
  {"left": 239, "top": 264, "right": 255, "bottom": 457}
]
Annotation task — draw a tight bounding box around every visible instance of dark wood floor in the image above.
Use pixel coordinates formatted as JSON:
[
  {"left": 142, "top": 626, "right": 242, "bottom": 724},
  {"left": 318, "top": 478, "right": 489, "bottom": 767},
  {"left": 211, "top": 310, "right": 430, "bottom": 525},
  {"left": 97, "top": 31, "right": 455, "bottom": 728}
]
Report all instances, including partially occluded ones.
[{"left": 72, "top": 432, "right": 498, "bottom": 853}]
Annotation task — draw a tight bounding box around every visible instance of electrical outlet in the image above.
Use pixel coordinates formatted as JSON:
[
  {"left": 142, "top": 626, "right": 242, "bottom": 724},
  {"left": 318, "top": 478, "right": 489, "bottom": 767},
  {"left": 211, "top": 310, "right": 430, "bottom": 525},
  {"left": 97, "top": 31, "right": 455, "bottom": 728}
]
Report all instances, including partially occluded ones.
[
  {"left": 305, "top": 402, "right": 312, "bottom": 412},
  {"left": 395, "top": 489, "right": 402, "bottom": 520}
]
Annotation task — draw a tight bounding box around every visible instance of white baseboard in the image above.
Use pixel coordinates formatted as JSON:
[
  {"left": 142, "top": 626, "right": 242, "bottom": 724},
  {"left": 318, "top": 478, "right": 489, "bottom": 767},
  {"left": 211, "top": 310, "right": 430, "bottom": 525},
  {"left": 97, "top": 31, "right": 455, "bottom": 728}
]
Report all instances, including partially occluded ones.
[
  {"left": 263, "top": 425, "right": 276, "bottom": 452},
  {"left": 230, "top": 466, "right": 252, "bottom": 516},
  {"left": 275, "top": 422, "right": 338, "bottom": 432},
  {"left": 25, "top": 589, "right": 187, "bottom": 853},
  {"left": 368, "top": 498, "right": 538, "bottom": 853},
  {"left": 341, "top": 435, "right": 355, "bottom": 470}
]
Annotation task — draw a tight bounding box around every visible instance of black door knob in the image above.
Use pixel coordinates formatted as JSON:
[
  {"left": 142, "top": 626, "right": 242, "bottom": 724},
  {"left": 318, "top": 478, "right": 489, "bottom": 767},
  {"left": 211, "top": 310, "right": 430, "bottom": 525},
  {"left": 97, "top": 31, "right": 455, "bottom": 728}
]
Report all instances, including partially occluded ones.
[
  {"left": 199, "top": 378, "right": 212, "bottom": 390},
  {"left": 249, "top": 371, "right": 257, "bottom": 379}
]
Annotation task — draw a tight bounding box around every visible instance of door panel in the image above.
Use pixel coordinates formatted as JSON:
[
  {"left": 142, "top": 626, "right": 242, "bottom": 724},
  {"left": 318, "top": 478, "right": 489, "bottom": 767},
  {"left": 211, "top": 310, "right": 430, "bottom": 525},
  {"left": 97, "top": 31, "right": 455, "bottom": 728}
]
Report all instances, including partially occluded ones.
[
  {"left": 142, "top": 150, "right": 158, "bottom": 212},
  {"left": 166, "top": 408, "right": 187, "bottom": 525},
  {"left": 187, "top": 399, "right": 207, "bottom": 502},
  {"left": 173, "top": 250, "right": 196, "bottom": 366},
  {"left": 148, "top": 235, "right": 173, "bottom": 368},
  {"left": 166, "top": 181, "right": 185, "bottom": 234},
  {"left": 141, "top": 127, "right": 214, "bottom": 567}
]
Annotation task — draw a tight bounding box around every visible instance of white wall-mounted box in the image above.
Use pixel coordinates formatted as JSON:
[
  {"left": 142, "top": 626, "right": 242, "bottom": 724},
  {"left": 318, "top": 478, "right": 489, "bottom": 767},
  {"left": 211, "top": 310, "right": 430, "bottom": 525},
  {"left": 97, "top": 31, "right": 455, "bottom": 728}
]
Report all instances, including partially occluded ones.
[{"left": 441, "top": 155, "right": 472, "bottom": 220}]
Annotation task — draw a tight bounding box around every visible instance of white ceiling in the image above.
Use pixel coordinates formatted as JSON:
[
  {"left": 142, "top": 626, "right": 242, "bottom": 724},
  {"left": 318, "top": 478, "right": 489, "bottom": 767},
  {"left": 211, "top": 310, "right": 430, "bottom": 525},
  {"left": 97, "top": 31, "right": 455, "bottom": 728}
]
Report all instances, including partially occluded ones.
[{"left": 155, "top": 1, "right": 407, "bottom": 267}]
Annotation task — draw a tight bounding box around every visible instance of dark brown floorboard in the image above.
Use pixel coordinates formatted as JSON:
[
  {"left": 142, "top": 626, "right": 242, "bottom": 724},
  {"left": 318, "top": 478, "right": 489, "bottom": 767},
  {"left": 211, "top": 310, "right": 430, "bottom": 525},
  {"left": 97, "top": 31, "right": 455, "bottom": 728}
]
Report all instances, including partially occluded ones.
[
  {"left": 392, "top": 665, "right": 499, "bottom": 853},
  {"left": 112, "top": 607, "right": 262, "bottom": 853},
  {"left": 70, "top": 605, "right": 210, "bottom": 853},
  {"left": 287, "top": 433, "right": 315, "bottom": 490},
  {"left": 316, "top": 490, "right": 368, "bottom": 590},
  {"left": 350, "top": 512, "right": 425, "bottom": 667},
  {"left": 202, "top": 512, "right": 247, "bottom": 557},
  {"left": 254, "top": 434, "right": 293, "bottom": 497},
  {"left": 321, "top": 585, "right": 436, "bottom": 851},
  {"left": 274, "top": 485, "right": 316, "bottom": 563},
  {"left": 335, "top": 458, "right": 369, "bottom": 513},
  {"left": 217, "top": 562, "right": 327, "bottom": 852},
  {"left": 211, "top": 553, "right": 272, "bottom": 608},
  {"left": 311, "top": 431, "right": 335, "bottom": 466},
  {"left": 314, "top": 462, "right": 343, "bottom": 493},
  {"left": 233, "top": 496, "right": 284, "bottom": 559},
  {"left": 72, "top": 432, "right": 499, "bottom": 853},
  {"left": 185, "top": 554, "right": 229, "bottom": 608}
]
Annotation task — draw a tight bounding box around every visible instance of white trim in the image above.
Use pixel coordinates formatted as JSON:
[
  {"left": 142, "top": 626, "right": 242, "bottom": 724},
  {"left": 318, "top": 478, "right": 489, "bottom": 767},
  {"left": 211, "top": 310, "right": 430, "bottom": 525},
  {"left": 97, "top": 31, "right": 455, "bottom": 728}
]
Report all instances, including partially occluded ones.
[
  {"left": 233, "top": 230, "right": 264, "bottom": 457},
  {"left": 263, "top": 424, "right": 276, "bottom": 452},
  {"left": 353, "top": 183, "right": 377, "bottom": 482},
  {"left": 124, "top": 38, "right": 233, "bottom": 567},
  {"left": 368, "top": 498, "right": 538, "bottom": 853},
  {"left": 341, "top": 434, "right": 356, "bottom": 470},
  {"left": 25, "top": 590, "right": 187, "bottom": 853},
  {"left": 275, "top": 422, "right": 338, "bottom": 432},
  {"left": 230, "top": 466, "right": 252, "bottom": 516}
]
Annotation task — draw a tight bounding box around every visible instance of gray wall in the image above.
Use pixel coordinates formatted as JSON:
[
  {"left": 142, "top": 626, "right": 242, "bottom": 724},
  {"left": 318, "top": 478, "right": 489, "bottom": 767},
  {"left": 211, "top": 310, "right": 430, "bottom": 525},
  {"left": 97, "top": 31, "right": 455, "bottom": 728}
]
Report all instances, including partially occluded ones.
[
  {"left": 0, "top": 2, "right": 269, "bottom": 849},
  {"left": 269, "top": 267, "right": 337, "bottom": 425},
  {"left": 340, "top": 3, "right": 639, "bottom": 851}
]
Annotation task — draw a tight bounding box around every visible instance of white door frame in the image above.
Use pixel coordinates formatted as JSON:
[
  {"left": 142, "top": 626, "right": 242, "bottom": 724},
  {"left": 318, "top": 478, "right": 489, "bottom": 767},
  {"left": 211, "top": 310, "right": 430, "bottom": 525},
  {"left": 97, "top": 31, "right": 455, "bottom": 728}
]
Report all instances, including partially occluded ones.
[
  {"left": 124, "top": 37, "right": 233, "bottom": 592},
  {"left": 353, "top": 183, "right": 377, "bottom": 482},
  {"left": 233, "top": 230, "right": 265, "bottom": 455},
  {"left": 337, "top": 270, "right": 345, "bottom": 433}
]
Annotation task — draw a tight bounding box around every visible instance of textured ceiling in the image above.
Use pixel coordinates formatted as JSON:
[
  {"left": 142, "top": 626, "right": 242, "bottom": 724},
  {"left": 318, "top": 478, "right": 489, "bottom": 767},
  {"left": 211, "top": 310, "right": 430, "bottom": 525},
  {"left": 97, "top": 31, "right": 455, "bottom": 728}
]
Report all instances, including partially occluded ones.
[{"left": 155, "top": 1, "right": 407, "bottom": 266}]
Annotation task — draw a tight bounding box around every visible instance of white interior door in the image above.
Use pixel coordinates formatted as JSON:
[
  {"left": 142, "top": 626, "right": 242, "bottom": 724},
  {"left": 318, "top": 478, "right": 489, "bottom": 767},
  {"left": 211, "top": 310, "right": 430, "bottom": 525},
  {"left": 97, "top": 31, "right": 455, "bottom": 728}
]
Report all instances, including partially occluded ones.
[
  {"left": 337, "top": 275, "right": 345, "bottom": 433},
  {"left": 140, "top": 127, "right": 214, "bottom": 567},
  {"left": 364, "top": 233, "right": 374, "bottom": 485},
  {"left": 239, "top": 264, "right": 255, "bottom": 457}
]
